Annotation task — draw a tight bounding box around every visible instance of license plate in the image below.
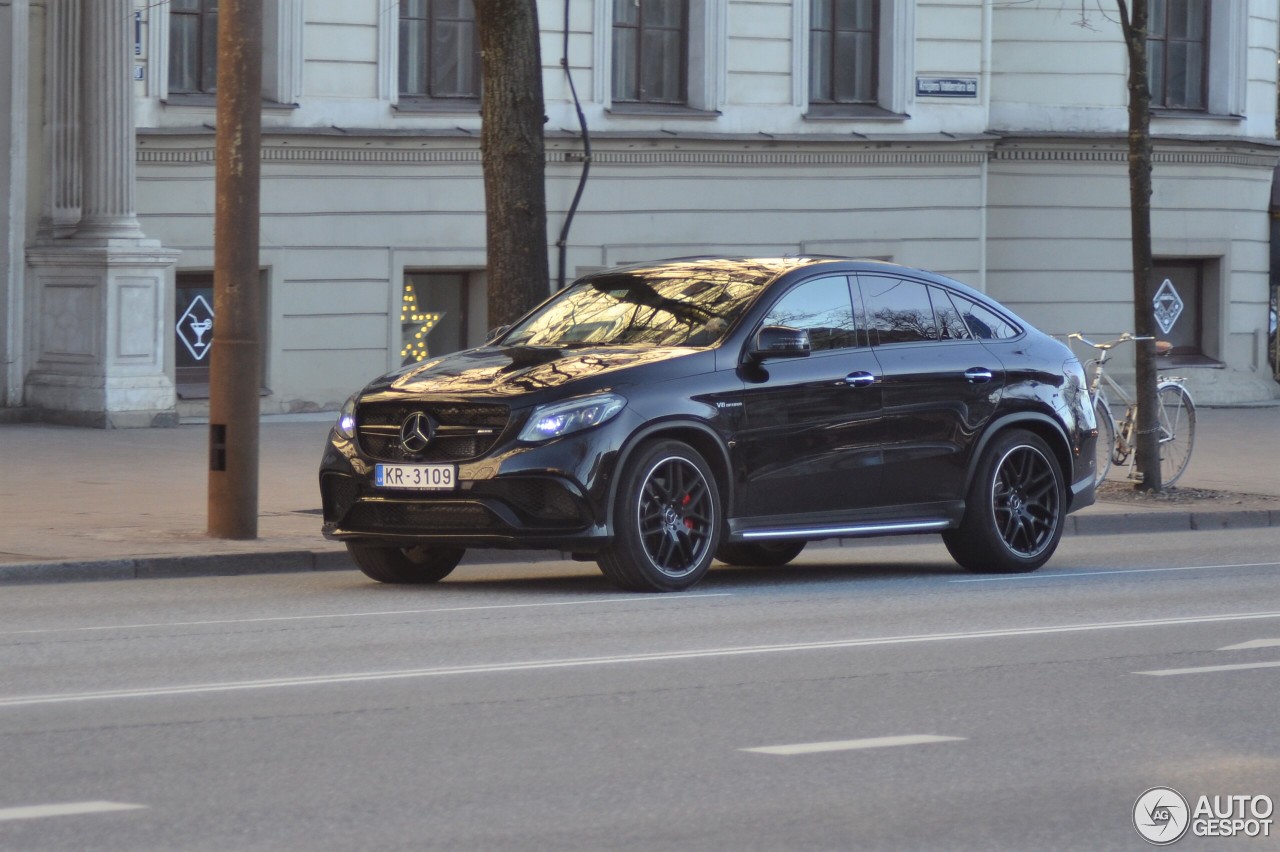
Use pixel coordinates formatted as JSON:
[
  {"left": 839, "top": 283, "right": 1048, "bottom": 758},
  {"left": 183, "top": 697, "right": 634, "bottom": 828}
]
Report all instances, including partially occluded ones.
[{"left": 374, "top": 463, "right": 456, "bottom": 491}]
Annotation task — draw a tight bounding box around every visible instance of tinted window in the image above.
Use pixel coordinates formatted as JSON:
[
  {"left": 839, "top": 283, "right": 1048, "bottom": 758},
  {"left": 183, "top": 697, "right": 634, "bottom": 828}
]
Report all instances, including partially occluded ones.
[
  {"left": 930, "top": 287, "right": 973, "bottom": 341},
  {"left": 862, "top": 276, "right": 938, "bottom": 345},
  {"left": 504, "top": 263, "right": 768, "bottom": 347},
  {"left": 951, "top": 295, "right": 1021, "bottom": 340},
  {"left": 762, "top": 277, "right": 858, "bottom": 351}
]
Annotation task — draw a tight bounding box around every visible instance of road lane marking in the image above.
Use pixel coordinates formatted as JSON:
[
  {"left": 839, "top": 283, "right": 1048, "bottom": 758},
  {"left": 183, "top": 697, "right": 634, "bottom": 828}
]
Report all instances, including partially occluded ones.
[
  {"left": 0, "top": 801, "right": 145, "bottom": 822},
  {"left": 742, "top": 735, "right": 965, "bottom": 755},
  {"left": 0, "top": 593, "right": 734, "bottom": 637},
  {"left": 1218, "top": 638, "right": 1280, "bottom": 651},
  {"left": 4, "top": 610, "right": 1280, "bottom": 709},
  {"left": 1135, "top": 660, "right": 1280, "bottom": 677},
  {"left": 950, "top": 561, "right": 1280, "bottom": 583}
]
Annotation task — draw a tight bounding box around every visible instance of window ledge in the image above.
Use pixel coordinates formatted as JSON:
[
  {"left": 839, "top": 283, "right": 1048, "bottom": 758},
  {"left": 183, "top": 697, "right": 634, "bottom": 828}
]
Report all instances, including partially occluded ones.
[
  {"left": 1151, "top": 110, "right": 1244, "bottom": 122},
  {"left": 804, "top": 105, "right": 908, "bottom": 121},
  {"left": 162, "top": 94, "right": 217, "bottom": 109},
  {"left": 393, "top": 100, "right": 481, "bottom": 116},
  {"left": 606, "top": 103, "right": 721, "bottom": 119},
  {"left": 161, "top": 95, "right": 298, "bottom": 113}
]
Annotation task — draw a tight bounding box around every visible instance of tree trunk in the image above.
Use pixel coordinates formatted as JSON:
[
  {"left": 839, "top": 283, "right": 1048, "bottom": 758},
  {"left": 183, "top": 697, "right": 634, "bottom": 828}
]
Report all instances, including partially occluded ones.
[
  {"left": 1116, "top": 0, "right": 1162, "bottom": 491},
  {"left": 473, "top": 0, "right": 551, "bottom": 328}
]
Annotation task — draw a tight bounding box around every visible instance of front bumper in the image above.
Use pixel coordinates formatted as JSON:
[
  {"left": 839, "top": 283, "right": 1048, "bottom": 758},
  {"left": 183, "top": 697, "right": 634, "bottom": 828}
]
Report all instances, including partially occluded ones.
[
  {"left": 320, "top": 468, "right": 610, "bottom": 551},
  {"left": 318, "top": 412, "right": 640, "bottom": 552}
]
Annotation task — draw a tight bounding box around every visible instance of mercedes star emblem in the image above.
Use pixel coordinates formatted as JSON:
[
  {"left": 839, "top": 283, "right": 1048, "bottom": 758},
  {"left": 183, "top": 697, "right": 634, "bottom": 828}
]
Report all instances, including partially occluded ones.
[{"left": 399, "top": 411, "right": 435, "bottom": 455}]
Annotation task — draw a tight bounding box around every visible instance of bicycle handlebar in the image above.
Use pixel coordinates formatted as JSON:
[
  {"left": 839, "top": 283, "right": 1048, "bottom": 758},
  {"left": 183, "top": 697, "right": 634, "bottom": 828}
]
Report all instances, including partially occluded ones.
[{"left": 1064, "top": 327, "right": 1157, "bottom": 347}]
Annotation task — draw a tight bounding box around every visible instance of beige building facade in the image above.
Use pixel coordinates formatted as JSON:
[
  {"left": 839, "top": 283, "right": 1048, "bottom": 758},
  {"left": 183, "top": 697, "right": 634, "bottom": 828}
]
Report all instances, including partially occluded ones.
[{"left": 2, "top": 0, "right": 1277, "bottom": 426}]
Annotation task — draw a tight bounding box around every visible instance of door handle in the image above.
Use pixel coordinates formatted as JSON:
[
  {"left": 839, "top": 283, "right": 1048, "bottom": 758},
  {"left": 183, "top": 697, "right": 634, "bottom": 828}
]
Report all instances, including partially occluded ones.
[
  {"left": 844, "top": 371, "right": 878, "bottom": 388},
  {"left": 964, "top": 368, "right": 994, "bottom": 384}
]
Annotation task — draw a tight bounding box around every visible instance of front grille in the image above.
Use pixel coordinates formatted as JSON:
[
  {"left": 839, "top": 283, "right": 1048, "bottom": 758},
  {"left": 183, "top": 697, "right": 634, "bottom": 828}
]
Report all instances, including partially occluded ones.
[
  {"left": 344, "top": 501, "right": 498, "bottom": 533},
  {"left": 357, "top": 401, "right": 510, "bottom": 462}
]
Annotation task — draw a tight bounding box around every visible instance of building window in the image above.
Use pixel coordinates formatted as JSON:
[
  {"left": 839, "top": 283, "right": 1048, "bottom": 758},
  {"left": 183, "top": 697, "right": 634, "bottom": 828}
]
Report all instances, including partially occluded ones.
[
  {"left": 611, "top": 0, "right": 689, "bottom": 105},
  {"left": 809, "top": 0, "right": 878, "bottom": 105},
  {"left": 1147, "top": 0, "right": 1208, "bottom": 111},
  {"left": 401, "top": 272, "right": 471, "bottom": 365},
  {"left": 175, "top": 272, "right": 215, "bottom": 396},
  {"left": 796, "top": 0, "right": 911, "bottom": 117},
  {"left": 1151, "top": 261, "right": 1205, "bottom": 359},
  {"left": 168, "top": 0, "right": 219, "bottom": 95},
  {"left": 399, "top": 0, "right": 482, "bottom": 100}
]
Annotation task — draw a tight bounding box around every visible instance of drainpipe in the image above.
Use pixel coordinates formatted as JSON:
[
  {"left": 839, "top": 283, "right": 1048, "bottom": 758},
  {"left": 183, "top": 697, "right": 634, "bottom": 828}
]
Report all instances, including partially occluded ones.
[{"left": 555, "top": 0, "right": 592, "bottom": 290}]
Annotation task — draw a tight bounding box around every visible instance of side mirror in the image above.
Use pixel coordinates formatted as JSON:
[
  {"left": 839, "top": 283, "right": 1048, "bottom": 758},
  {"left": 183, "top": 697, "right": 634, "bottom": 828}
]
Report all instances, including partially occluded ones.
[{"left": 749, "top": 325, "right": 811, "bottom": 361}]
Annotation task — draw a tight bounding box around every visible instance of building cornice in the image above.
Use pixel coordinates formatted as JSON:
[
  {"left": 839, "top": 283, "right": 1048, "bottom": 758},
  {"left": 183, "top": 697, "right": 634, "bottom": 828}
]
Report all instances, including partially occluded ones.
[{"left": 135, "top": 129, "right": 1280, "bottom": 169}]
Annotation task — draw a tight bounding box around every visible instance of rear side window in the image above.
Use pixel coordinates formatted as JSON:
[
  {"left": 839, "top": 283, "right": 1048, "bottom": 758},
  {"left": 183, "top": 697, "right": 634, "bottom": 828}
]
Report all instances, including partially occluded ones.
[
  {"left": 761, "top": 276, "right": 859, "bottom": 351},
  {"left": 861, "top": 276, "right": 938, "bottom": 345},
  {"left": 930, "top": 287, "right": 973, "bottom": 341},
  {"left": 951, "top": 295, "right": 1021, "bottom": 340}
]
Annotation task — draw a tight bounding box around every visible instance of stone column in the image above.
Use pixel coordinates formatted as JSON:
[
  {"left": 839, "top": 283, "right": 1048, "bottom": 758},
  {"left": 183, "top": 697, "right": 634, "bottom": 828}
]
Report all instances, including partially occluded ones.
[
  {"left": 75, "top": 0, "right": 143, "bottom": 240},
  {"left": 1, "top": 0, "right": 31, "bottom": 408},
  {"left": 40, "top": 0, "right": 81, "bottom": 240},
  {"left": 24, "top": 0, "right": 180, "bottom": 427}
]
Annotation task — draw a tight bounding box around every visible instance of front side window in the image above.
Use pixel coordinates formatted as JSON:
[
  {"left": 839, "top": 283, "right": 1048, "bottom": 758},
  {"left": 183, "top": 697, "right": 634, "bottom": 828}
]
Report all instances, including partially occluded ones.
[
  {"left": 1148, "top": 0, "right": 1207, "bottom": 110},
  {"left": 809, "top": 0, "right": 878, "bottom": 105},
  {"left": 612, "top": 0, "right": 688, "bottom": 104},
  {"left": 399, "top": 0, "right": 482, "bottom": 100},
  {"left": 762, "top": 277, "right": 859, "bottom": 352},
  {"left": 169, "top": 0, "right": 219, "bottom": 95}
]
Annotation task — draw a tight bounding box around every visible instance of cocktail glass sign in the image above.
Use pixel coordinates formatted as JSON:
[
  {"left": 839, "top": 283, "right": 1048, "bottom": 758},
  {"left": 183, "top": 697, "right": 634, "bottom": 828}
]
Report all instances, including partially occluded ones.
[
  {"left": 1153, "top": 278, "right": 1184, "bottom": 335},
  {"left": 177, "top": 294, "right": 214, "bottom": 361}
]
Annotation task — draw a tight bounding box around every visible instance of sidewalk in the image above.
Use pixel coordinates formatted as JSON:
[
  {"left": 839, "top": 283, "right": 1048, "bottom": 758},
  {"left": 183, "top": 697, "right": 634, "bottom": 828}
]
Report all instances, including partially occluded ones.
[{"left": 2, "top": 406, "right": 1279, "bottom": 584}]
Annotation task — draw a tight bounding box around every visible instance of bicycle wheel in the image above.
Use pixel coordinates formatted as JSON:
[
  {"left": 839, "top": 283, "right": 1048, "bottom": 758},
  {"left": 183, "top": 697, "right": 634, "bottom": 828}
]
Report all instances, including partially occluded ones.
[
  {"left": 1155, "top": 382, "right": 1195, "bottom": 486},
  {"left": 1093, "top": 396, "right": 1115, "bottom": 485}
]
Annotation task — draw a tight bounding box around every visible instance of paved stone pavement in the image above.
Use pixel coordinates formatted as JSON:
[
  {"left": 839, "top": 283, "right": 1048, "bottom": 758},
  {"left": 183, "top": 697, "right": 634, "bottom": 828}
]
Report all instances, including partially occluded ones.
[{"left": 1, "top": 405, "right": 1278, "bottom": 584}]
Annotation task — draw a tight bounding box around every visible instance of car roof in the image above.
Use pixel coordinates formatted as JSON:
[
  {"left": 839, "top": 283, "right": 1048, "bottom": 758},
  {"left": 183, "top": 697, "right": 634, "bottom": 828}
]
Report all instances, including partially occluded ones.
[{"left": 586, "top": 256, "right": 982, "bottom": 295}]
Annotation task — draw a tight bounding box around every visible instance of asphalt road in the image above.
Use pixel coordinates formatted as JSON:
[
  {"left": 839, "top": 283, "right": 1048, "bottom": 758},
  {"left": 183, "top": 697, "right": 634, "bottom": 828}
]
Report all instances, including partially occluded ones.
[{"left": 2, "top": 530, "right": 1279, "bottom": 851}]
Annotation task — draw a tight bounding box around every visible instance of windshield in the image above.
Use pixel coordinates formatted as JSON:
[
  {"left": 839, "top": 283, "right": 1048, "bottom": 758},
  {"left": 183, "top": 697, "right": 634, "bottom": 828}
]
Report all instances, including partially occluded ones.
[{"left": 502, "top": 261, "right": 780, "bottom": 348}]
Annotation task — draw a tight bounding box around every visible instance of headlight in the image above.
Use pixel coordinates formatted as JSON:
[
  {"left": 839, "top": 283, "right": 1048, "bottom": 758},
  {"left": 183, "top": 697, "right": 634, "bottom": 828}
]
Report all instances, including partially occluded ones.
[
  {"left": 518, "top": 393, "right": 626, "bottom": 442},
  {"left": 335, "top": 394, "right": 358, "bottom": 440}
]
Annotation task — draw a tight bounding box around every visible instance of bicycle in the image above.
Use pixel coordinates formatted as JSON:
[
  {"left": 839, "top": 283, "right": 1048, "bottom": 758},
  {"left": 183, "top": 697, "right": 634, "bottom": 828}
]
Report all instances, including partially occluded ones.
[{"left": 1067, "top": 333, "right": 1196, "bottom": 486}]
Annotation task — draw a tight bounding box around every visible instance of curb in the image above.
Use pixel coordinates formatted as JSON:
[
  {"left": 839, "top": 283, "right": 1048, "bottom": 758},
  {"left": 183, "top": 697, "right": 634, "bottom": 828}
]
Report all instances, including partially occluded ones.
[
  {"left": 1, "top": 507, "right": 1276, "bottom": 586},
  {"left": 0, "top": 549, "right": 353, "bottom": 586}
]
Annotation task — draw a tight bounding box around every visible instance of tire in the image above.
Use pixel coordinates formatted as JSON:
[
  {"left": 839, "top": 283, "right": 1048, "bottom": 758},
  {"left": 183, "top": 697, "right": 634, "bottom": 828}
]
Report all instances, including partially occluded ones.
[
  {"left": 715, "top": 540, "right": 806, "bottom": 567},
  {"left": 347, "top": 542, "right": 464, "bottom": 584},
  {"left": 943, "top": 429, "right": 1066, "bottom": 574},
  {"left": 1155, "top": 382, "right": 1195, "bottom": 487},
  {"left": 597, "top": 440, "right": 722, "bottom": 592},
  {"left": 1093, "top": 396, "right": 1115, "bottom": 485}
]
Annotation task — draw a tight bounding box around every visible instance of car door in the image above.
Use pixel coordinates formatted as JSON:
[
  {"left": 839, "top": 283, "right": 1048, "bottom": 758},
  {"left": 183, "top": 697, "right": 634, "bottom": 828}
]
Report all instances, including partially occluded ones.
[
  {"left": 736, "top": 275, "right": 884, "bottom": 521},
  {"left": 857, "top": 274, "right": 1005, "bottom": 507}
]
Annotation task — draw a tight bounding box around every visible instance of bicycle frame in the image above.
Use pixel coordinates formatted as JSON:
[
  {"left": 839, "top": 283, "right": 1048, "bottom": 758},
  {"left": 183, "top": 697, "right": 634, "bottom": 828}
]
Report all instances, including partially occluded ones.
[{"left": 1069, "top": 332, "right": 1193, "bottom": 482}]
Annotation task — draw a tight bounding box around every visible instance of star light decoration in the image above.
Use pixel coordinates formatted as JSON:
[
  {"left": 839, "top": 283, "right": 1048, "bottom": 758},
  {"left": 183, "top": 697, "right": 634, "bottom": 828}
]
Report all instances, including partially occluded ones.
[{"left": 400, "top": 285, "right": 443, "bottom": 363}]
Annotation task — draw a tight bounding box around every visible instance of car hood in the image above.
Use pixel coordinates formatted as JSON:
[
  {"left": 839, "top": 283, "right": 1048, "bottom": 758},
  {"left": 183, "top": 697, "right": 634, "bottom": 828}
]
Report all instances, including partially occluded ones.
[{"left": 361, "top": 344, "right": 710, "bottom": 402}]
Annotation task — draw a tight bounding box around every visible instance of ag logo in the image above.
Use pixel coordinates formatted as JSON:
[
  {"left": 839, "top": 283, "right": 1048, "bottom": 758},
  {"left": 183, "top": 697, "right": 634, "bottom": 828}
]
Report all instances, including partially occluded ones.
[{"left": 1134, "top": 786, "right": 1190, "bottom": 845}]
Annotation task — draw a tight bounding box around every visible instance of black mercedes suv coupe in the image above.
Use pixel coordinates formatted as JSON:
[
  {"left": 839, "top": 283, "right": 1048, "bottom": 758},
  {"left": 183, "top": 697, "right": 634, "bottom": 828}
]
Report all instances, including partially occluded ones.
[{"left": 320, "top": 257, "right": 1096, "bottom": 592}]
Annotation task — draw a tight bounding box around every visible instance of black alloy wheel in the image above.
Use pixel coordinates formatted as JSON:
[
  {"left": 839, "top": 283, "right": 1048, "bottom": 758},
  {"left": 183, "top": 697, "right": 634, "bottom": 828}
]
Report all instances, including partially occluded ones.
[
  {"left": 598, "top": 440, "right": 721, "bottom": 592},
  {"left": 944, "top": 429, "right": 1065, "bottom": 574},
  {"left": 347, "top": 542, "right": 465, "bottom": 584}
]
